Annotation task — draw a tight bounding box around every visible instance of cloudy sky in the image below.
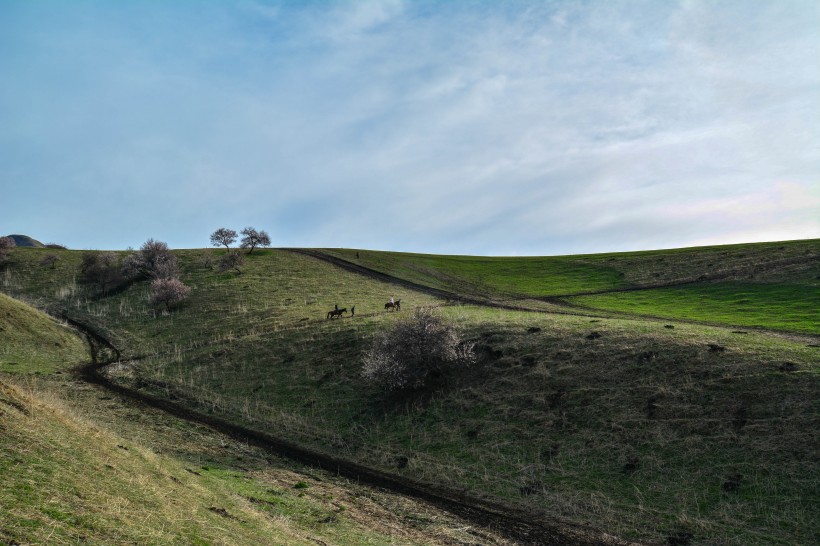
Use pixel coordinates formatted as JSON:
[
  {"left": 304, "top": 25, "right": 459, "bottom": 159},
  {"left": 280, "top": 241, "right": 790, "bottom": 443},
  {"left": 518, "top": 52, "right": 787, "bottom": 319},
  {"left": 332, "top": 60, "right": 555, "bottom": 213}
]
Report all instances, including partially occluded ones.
[{"left": 2, "top": 0, "right": 818, "bottom": 255}]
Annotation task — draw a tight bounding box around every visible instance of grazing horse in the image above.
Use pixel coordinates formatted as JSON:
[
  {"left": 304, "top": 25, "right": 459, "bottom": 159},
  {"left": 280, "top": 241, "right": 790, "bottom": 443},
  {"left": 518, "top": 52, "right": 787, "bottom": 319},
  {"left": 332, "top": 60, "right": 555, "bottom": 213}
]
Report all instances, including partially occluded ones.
[
  {"left": 384, "top": 299, "right": 401, "bottom": 311},
  {"left": 327, "top": 308, "right": 347, "bottom": 319}
]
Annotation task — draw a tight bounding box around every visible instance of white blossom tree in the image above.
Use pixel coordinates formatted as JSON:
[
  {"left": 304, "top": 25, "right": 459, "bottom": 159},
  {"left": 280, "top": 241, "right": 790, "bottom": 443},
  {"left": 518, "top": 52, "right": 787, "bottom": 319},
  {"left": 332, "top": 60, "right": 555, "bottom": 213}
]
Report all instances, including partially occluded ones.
[
  {"left": 362, "top": 307, "right": 476, "bottom": 391},
  {"left": 240, "top": 227, "right": 271, "bottom": 254},
  {"left": 210, "top": 228, "right": 237, "bottom": 250},
  {"left": 150, "top": 277, "right": 191, "bottom": 312},
  {"left": 122, "top": 239, "right": 178, "bottom": 280}
]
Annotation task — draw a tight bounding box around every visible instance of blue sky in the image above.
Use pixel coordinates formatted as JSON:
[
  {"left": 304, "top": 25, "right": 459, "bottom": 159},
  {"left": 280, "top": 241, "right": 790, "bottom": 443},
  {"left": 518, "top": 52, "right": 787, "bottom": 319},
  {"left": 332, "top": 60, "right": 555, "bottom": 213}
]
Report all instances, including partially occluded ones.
[{"left": 2, "top": 0, "right": 818, "bottom": 255}]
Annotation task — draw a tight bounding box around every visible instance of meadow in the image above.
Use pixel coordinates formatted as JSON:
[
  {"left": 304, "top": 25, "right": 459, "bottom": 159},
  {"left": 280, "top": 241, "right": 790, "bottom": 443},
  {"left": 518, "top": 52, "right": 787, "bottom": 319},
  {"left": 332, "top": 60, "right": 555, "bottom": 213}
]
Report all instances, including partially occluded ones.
[
  {"left": 2, "top": 239, "right": 818, "bottom": 545},
  {"left": 0, "top": 285, "right": 513, "bottom": 545}
]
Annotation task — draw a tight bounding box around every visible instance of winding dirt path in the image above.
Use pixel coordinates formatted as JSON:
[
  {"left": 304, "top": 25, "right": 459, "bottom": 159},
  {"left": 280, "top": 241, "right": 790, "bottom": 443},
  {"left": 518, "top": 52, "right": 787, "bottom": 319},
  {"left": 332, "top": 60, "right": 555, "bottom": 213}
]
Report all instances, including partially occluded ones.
[
  {"left": 291, "top": 249, "right": 820, "bottom": 342},
  {"left": 60, "top": 314, "right": 638, "bottom": 546}
]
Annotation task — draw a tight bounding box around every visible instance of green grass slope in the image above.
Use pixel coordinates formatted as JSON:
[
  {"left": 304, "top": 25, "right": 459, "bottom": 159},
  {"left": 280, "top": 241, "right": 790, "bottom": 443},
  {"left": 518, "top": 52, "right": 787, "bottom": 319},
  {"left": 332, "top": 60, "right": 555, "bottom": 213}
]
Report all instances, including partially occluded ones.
[
  {"left": 0, "top": 291, "right": 88, "bottom": 374},
  {"left": 324, "top": 240, "right": 820, "bottom": 334},
  {"left": 323, "top": 248, "right": 629, "bottom": 297},
  {"left": 0, "top": 292, "right": 510, "bottom": 546},
  {"left": 2, "top": 242, "right": 819, "bottom": 544},
  {"left": 569, "top": 281, "right": 819, "bottom": 334}
]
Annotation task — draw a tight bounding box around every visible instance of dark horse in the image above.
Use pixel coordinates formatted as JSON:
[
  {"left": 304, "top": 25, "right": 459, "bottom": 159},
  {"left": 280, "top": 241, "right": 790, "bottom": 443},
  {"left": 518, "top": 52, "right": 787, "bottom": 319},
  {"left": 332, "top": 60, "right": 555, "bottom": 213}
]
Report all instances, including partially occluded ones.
[
  {"left": 384, "top": 299, "right": 401, "bottom": 311},
  {"left": 327, "top": 308, "right": 347, "bottom": 319}
]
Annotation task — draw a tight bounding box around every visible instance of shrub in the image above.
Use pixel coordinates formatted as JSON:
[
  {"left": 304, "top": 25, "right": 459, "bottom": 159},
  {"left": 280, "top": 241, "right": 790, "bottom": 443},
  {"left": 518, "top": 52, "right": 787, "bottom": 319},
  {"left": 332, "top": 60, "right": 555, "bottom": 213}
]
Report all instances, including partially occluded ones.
[
  {"left": 122, "top": 239, "right": 178, "bottom": 280},
  {"left": 40, "top": 254, "right": 60, "bottom": 269},
  {"left": 362, "top": 307, "right": 476, "bottom": 391},
  {"left": 240, "top": 227, "right": 271, "bottom": 254},
  {"left": 218, "top": 250, "right": 244, "bottom": 274},
  {"left": 0, "top": 236, "right": 15, "bottom": 267},
  {"left": 150, "top": 277, "right": 191, "bottom": 311},
  {"left": 80, "top": 251, "right": 124, "bottom": 291}
]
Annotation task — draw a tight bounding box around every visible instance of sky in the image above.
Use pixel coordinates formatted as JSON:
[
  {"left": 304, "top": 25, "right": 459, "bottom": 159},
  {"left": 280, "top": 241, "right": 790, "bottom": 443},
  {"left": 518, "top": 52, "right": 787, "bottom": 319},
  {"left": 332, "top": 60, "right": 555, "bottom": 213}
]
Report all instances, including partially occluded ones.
[{"left": 1, "top": 0, "right": 818, "bottom": 256}]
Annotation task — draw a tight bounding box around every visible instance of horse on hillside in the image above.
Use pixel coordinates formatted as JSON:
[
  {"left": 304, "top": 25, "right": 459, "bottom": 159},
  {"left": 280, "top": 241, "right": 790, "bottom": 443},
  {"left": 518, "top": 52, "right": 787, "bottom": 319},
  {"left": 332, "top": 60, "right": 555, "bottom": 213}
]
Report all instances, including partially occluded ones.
[
  {"left": 327, "top": 308, "right": 347, "bottom": 319},
  {"left": 384, "top": 299, "right": 401, "bottom": 312}
]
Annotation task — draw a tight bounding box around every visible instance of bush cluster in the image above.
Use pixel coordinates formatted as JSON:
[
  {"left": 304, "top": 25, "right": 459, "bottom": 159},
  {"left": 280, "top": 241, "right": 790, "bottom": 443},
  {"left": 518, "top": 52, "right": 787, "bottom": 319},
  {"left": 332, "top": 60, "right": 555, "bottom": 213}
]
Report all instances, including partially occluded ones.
[
  {"left": 362, "top": 307, "right": 476, "bottom": 391},
  {"left": 77, "top": 238, "right": 191, "bottom": 312}
]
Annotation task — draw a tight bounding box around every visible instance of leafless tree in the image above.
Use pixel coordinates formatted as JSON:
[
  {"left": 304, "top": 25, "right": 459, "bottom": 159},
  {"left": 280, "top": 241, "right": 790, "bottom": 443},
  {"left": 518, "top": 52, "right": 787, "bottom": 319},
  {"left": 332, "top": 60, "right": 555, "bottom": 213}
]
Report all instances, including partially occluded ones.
[
  {"left": 218, "top": 250, "right": 244, "bottom": 274},
  {"left": 150, "top": 277, "right": 192, "bottom": 312},
  {"left": 209, "top": 228, "right": 237, "bottom": 250},
  {"left": 362, "top": 307, "right": 476, "bottom": 391},
  {"left": 80, "top": 251, "right": 124, "bottom": 292},
  {"left": 240, "top": 227, "right": 271, "bottom": 254},
  {"left": 40, "top": 254, "right": 60, "bottom": 269},
  {"left": 0, "top": 236, "right": 15, "bottom": 268},
  {"left": 122, "top": 238, "right": 178, "bottom": 280}
]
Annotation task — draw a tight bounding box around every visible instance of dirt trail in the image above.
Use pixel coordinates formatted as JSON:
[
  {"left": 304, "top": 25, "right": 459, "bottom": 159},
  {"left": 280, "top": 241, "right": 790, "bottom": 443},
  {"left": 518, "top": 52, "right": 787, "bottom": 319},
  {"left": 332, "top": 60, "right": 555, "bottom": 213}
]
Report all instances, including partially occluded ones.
[
  {"left": 60, "top": 314, "right": 639, "bottom": 546},
  {"left": 292, "top": 249, "right": 820, "bottom": 342}
]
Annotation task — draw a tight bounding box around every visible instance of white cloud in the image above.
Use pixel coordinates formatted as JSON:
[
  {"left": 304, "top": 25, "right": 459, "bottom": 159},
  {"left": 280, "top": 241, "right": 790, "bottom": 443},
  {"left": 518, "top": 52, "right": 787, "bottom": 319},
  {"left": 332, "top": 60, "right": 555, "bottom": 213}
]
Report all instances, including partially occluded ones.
[{"left": 2, "top": 0, "right": 818, "bottom": 253}]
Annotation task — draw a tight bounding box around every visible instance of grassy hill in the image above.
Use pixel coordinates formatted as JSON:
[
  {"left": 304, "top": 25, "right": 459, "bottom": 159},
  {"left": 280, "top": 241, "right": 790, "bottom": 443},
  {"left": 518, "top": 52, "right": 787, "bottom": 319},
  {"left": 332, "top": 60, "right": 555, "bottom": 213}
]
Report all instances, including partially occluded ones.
[
  {"left": 5, "top": 234, "right": 46, "bottom": 248},
  {"left": 0, "top": 291, "right": 513, "bottom": 545},
  {"left": 1, "top": 240, "right": 818, "bottom": 545},
  {"left": 323, "top": 240, "right": 820, "bottom": 334},
  {"left": 0, "top": 291, "right": 88, "bottom": 374}
]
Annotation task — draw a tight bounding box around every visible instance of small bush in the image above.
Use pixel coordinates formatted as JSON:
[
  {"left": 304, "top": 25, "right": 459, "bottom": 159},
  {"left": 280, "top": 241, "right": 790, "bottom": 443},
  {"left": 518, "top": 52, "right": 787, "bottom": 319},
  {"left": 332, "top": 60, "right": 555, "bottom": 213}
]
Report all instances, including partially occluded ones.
[
  {"left": 80, "top": 251, "right": 124, "bottom": 291},
  {"left": 40, "top": 254, "right": 60, "bottom": 269},
  {"left": 122, "top": 239, "right": 178, "bottom": 280},
  {"left": 218, "top": 250, "right": 244, "bottom": 274},
  {"left": 362, "top": 307, "right": 475, "bottom": 391},
  {"left": 150, "top": 277, "right": 191, "bottom": 312},
  {"left": 0, "top": 236, "right": 15, "bottom": 267}
]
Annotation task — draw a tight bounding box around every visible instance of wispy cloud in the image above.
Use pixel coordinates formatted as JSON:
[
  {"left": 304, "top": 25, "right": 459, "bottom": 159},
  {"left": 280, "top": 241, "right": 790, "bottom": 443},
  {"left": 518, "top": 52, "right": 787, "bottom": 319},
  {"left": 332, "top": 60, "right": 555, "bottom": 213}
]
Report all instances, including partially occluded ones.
[{"left": 1, "top": 0, "right": 818, "bottom": 253}]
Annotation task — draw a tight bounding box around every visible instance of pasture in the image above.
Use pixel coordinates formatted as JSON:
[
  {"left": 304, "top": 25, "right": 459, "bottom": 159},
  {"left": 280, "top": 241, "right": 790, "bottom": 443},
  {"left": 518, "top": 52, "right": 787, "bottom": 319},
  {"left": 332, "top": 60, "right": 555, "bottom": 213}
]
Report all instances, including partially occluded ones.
[{"left": 1, "top": 240, "right": 818, "bottom": 544}]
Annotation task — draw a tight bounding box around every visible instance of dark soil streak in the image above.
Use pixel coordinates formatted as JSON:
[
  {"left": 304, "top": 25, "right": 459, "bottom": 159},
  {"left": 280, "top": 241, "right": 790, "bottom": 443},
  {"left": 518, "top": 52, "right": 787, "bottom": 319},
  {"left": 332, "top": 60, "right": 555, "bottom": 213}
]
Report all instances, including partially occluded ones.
[
  {"left": 62, "top": 314, "right": 637, "bottom": 546},
  {"left": 287, "top": 249, "right": 819, "bottom": 342},
  {"left": 284, "top": 249, "right": 608, "bottom": 320}
]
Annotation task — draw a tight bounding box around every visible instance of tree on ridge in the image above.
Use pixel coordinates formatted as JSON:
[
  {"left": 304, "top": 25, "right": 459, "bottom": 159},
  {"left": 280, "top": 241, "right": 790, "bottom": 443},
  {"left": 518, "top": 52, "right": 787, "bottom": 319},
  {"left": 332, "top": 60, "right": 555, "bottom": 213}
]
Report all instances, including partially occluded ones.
[
  {"left": 240, "top": 227, "right": 270, "bottom": 254},
  {"left": 210, "top": 228, "right": 237, "bottom": 250}
]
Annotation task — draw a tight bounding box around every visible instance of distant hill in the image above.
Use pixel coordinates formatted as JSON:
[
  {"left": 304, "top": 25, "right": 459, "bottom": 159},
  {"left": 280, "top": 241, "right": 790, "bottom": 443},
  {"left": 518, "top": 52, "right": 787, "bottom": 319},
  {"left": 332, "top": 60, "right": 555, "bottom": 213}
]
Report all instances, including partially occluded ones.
[{"left": 5, "top": 234, "right": 45, "bottom": 248}]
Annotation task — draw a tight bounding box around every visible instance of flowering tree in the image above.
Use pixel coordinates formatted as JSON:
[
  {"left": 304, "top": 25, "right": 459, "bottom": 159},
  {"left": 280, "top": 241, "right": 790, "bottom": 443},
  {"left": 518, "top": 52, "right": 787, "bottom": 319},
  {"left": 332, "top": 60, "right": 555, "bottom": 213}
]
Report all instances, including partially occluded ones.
[
  {"left": 122, "top": 239, "right": 178, "bottom": 280},
  {"left": 240, "top": 227, "right": 271, "bottom": 254},
  {"left": 209, "top": 228, "right": 237, "bottom": 250},
  {"left": 150, "top": 277, "right": 191, "bottom": 311},
  {"left": 362, "top": 307, "right": 476, "bottom": 391}
]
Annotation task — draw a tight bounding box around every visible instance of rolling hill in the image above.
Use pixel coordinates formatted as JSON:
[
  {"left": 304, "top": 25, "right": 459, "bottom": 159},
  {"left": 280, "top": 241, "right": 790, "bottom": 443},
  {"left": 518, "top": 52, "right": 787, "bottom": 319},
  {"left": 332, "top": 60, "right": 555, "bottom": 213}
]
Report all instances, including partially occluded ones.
[
  {"left": 0, "top": 286, "right": 520, "bottom": 545},
  {"left": 4, "top": 234, "right": 46, "bottom": 248},
  {"left": 1, "top": 239, "right": 818, "bottom": 545}
]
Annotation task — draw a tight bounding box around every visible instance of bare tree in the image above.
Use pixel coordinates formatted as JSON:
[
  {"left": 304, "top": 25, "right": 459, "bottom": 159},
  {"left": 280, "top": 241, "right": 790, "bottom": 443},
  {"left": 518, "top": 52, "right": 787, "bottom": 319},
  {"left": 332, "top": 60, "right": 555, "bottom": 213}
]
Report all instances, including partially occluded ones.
[
  {"left": 150, "top": 277, "right": 191, "bottom": 312},
  {"left": 0, "top": 236, "right": 15, "bottom": 268},
  {"left": 40, "top": 254, "right": 60, "bottom": 269},
  {"left": 210, "top": 228, "right": 237, "bottom": 250},
  {"left": 80, "top": 251, "right": 124, "bottom": 292},
  {"left": 240, "top": 227, "right": 271, "bottom": 254},
  {"left": 122, "top": 239, "right": 178, "bottom": 280},
  {"left": 218, "top": 250, "right": 244, "bottom": 274},
  {"left": 362, "top": 307, "right": 476, "bottom": 392}
]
